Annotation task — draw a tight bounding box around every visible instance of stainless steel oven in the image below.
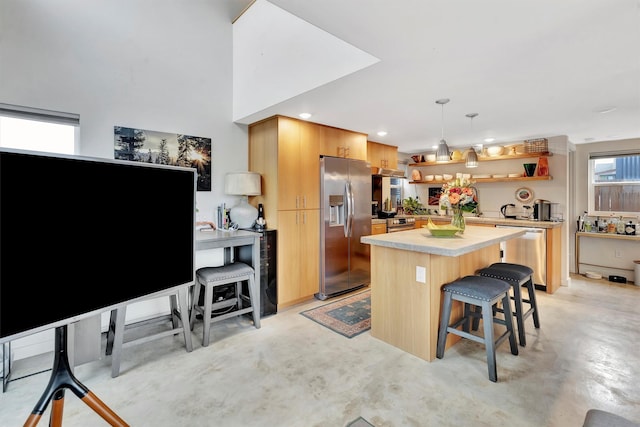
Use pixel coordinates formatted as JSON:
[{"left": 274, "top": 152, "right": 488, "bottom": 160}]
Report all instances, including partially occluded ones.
[{"left": 386, "top": 217, "right": 415, "bottom": 232}]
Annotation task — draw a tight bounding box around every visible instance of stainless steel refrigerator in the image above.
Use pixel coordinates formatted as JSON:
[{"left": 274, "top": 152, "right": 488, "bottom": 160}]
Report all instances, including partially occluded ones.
[{"left": 316, "top": 156, "right": 372, "bottom": 300}]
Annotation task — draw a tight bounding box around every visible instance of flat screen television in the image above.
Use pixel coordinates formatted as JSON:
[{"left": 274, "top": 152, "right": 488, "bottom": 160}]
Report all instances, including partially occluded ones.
[{"left": 0, "top": 148, "right": 196, "bottom": 343}]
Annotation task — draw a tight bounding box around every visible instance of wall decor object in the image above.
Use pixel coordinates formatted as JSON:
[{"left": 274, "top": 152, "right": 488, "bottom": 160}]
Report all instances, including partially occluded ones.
[
  {"left": 428, "top": 187, "right": 442, "bottom": 206},
  {"left": 114, "top": 126, "right": 211, "bottom": 191},
  {"left": 515, "top": 187, "right": 533, "bottom": 203}
]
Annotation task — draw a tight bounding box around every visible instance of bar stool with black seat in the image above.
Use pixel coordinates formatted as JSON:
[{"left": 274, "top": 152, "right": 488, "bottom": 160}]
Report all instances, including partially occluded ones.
[
  {"left": 436, "top": 275, "right": 519, "bottom": 382},
  {"left": 190, "top": 262, "right": 260, "bottom": 347},
  {"left": 477, "top": 262, "right": 540, "bottom": 347}
]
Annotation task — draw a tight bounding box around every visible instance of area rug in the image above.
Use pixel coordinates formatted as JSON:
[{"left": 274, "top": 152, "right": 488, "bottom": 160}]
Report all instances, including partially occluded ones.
[{"left": 300, "top": 290, "right": 371, "bottom": 338}]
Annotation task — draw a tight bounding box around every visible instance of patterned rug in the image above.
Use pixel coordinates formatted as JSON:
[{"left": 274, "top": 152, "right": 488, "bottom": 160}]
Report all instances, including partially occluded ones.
[{"left": 300, "top": 290, "right": 371, "bottom": 338}]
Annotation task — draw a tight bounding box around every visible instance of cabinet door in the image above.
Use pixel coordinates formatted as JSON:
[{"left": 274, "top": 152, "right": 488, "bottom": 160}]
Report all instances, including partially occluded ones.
[
  {"left": 367, "top": 141, "right": 398, "bottom": 168},
  {"left": 298, "top": 121, "right": 321, "bottom": 209},
  {"left": 372, "top": 223, "right": 387, "bottom": 234},
  {"left": 276, "top": 209, "right": 319, "bottom": 305},
  {"left": 384, "top": 144, "right": 398, "bottom": 169},
  {"left": 298, "top": 209, "right": 320, "bottom": 298},
  {"left": 277, "top": 118, "right": 301, "bottom": 210},
  {"left": 320, "top": 126, "right": 367, "bottom": 160}
]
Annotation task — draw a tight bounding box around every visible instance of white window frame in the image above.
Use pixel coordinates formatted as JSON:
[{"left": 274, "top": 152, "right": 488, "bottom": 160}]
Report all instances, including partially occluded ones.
[
  {"left": 587, "top": 150, "right": 640, "bottom": 217},
  {"left": 0, "top": 103, "right": 79, "bottom": 154}
]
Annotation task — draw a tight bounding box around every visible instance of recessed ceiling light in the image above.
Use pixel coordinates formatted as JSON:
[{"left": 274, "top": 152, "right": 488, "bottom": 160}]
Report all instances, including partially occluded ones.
[
  {"left": 377, "top": 131, "right": 387, "bottom": 137},
  {"left": 299, "top": 113, "right": 312, "bottom": 119},
  {"left": 431, "top": 145, "right": 438, "bottom": 150},
  {"left": 484, "top": 137, "right": 495, "bottom": 143}
]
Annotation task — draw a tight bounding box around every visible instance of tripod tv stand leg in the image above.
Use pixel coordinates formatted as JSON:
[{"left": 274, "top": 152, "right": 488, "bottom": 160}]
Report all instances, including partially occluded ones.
[{"left": 24, "top": 325, "right": 129, "bottom": 427}]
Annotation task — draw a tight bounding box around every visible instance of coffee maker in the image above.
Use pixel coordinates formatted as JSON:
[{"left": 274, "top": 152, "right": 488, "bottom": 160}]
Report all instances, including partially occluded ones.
[{"left": 533, "top": 199, "right": 551, "bottom": 221}]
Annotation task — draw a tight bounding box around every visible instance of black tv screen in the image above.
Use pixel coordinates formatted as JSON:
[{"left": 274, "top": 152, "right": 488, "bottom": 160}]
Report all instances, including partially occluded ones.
[{"left": 0, "top": 148, "right": 196, "bottom": 342}]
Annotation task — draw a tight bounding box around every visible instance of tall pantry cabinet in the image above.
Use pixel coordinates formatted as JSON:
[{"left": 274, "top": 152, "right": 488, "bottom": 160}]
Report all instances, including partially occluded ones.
[{"left": 249, "top": 116, "right": 320, "bottom": 307}]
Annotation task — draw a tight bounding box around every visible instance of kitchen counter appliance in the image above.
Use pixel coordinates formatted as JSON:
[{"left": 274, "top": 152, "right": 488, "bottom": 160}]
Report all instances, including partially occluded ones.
[
  {"left": 533, "top": 199, "right": 551, "bottom": 221},
  {"left": 387, "top": 217, "right": 415, "bottom": 232},
  {"left": 317, "top": 156, "right": 371, "bottom": 300},
  {"left": 496, "top": 225, "right": 547, "bottom": 290},
  {"left": 500, "top": 203, "right": 517, "bottom": 219}
]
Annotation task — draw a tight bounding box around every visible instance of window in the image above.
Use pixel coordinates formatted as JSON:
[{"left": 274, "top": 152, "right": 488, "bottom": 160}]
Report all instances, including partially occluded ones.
[
  {"left": 588, "top": 151, "right": 640, "bottom": 216},
  {"left": 0, "top": 104, "right": 78, "bottom": 154}
]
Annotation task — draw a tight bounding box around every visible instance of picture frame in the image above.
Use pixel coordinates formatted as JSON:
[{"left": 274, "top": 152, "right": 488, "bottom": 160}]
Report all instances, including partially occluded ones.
[
  {"left": 114, "top": 126, "right": 212, "bottom": 191},
  {"left": 515, "top": 187, "right": 533, "bottom": 203},
  {"left": 428, "top": 187, "right": 442, "bottom": 206}
]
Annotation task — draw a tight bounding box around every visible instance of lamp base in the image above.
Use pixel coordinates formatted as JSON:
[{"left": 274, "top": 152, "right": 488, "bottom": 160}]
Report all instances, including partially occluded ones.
[{"left": 229, "top": 199, "right": 258, "bottom": 229}]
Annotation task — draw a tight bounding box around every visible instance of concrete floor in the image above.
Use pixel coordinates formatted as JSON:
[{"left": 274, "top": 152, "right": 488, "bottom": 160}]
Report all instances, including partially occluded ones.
[{"left": 1, "top": 274, "right": 638, "bottom": 427}]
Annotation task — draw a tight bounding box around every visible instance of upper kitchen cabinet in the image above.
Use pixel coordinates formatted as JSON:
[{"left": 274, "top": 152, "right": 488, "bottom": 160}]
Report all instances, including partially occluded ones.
[
  {"left": 367, "top": 141, "right": 398, "bottom": 169},
  {"left": 249, "top": 116, "right": 320, "bottom": 220},
  {"left": 319, "top": 125, "right": 367, "bottom": 161}
]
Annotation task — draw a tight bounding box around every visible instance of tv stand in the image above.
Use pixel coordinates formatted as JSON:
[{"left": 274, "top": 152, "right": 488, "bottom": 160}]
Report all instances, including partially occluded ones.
[{"left": 24, "top": 325, "right": 128, "bottom": 427}]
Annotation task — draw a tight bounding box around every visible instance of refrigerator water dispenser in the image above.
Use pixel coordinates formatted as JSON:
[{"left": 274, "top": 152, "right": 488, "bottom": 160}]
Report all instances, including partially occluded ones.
[{"left": 329, "top": 195, "right": 345, "bottom": 226}]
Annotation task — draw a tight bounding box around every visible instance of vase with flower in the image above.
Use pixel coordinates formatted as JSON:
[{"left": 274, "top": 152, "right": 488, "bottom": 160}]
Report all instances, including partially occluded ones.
[{"left": 439, "top": 176, "right": 478, "bottom": 234}]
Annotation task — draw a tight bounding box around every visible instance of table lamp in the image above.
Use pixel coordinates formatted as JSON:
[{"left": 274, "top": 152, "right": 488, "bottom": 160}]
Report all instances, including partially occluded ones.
[{"left": 225, "top": 172, "right": 262, "bottom": 229}]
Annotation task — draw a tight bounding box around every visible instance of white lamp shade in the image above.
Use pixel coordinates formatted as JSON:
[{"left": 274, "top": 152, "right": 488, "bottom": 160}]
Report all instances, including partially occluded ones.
[{"left": 224, "top": 172, "right": 261, "bottom": 196}]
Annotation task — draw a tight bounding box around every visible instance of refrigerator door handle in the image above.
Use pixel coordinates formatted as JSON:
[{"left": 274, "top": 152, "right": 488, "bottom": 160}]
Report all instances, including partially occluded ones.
[{"left": 344, "top": 181, "right": 354, "bottom": 237}]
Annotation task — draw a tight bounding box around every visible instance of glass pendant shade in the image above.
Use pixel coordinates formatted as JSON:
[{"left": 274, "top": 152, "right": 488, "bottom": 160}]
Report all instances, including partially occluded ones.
[
  {"left": 464, "top": 113, "right": 479, "bottom": 168},
  {"left": 436, "top": 140, "right": 450, "bottom": 162},
  {"left": 465, "top": 147, "right": 479, "bottom": 168},
  {"left": 435, "top": 99, "right": 451, "bottom": 163}
]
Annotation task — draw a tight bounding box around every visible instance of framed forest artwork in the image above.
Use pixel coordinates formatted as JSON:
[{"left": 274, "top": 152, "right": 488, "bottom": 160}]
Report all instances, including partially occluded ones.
[{"left": 114, "top": 126, "right": 212, "bottom": 191}]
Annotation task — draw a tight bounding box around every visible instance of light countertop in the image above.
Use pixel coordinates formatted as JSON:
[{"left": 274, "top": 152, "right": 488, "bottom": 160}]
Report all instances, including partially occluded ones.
[
  {"left": 361, "top": 225, "right": 525, "bottom": 257},
  {"left": 371, "top": 215, "right": 563, "bottom": 229}
]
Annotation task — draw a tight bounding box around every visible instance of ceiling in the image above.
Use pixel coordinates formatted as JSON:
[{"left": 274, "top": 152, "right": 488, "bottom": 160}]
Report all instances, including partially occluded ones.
[{"left": 228, "top": 0, "right": 640, "bottom": 154}]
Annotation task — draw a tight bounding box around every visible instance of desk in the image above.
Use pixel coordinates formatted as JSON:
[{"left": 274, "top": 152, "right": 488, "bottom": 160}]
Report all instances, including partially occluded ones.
[
  {"left": 196, "top": 229, "right": 261, "bottom": 305},
  {"left": 361, "top": 226, "right": 525, "bottom": 361},
  {"left": 575, "top": 231, "right": 640, "bottom": 277}
]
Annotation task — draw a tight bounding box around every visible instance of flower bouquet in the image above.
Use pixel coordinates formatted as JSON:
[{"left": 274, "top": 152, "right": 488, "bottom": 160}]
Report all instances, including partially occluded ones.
[{"left": 439, "top": 176, "right": 478, "bottom": 233}]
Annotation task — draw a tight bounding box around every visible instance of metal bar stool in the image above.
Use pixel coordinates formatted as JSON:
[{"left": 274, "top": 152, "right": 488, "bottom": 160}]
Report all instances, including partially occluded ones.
[
  {"left": 477, "top": 262, "right": 540, "bottom": 347},
  {"left": 105, "top": 286, "right": 193, "bottom": 378},
  {"left": 189, "top": 262, "right": 260, "bottom": 347},
  {"left": 437, "top": 275, "right": 518, "bottom": 382}
]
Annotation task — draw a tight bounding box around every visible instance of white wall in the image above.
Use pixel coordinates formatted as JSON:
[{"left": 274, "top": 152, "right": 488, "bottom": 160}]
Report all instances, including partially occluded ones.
[
  {"left": 573, "top": 138, "right": 640, "bottom": 280},
  {"left": 0, "top": 0, "right": 246, "bottom": 359}
]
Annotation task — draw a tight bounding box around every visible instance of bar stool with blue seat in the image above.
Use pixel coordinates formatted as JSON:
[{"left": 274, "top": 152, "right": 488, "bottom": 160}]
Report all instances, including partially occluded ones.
[
  {"left": 476, "top": 262, "right": 540, "bottom": 347},
  {"left": 190, "top": 262, "right": 260, "bottom": 347},
  {"left": 436, "top": 275, "right": 519, "bottom": 382}
]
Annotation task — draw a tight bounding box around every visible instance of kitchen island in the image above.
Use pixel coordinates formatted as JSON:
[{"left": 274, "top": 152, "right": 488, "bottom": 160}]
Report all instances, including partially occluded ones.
[{"left": 361, "top": 225, "right": 525, "bottom": 362}]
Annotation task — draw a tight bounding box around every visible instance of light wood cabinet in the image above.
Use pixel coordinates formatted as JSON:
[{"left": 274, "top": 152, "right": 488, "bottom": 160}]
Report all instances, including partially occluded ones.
[
  {"left": 277, "top": 210, "right": 320, "bottom": 304},
  {"left": 368, "top": 141, "right": 398, "bottom": 169},
  {"left": 277, "top": 118, "right": 320, "bottom": 210},
  {"left": 320, "top": 125, "right": 367, "bottom": 160},
  {"left": 371, "top": 223, "right": 387, "bottom": 235},
  {"left": 249, "top": 115, "right": 321, "bottom": 307}
]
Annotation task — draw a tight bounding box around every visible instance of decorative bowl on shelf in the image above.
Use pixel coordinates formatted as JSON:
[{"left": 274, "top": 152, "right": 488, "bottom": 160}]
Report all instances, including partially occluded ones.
[
  {"left": 435, "top": 174, "right": 443, "bottom": 181},
  {"left": 425, "top": 154, "right": 436, "bottom": 162},
  {"left": 443, "top": 174, "right": 453, "bottom": 180},
  {"left": 487, "top": 146, "right": 504, "bottom": 157},
  {"left": 424, "top": 175, "right": 434, "bottom": 181}
]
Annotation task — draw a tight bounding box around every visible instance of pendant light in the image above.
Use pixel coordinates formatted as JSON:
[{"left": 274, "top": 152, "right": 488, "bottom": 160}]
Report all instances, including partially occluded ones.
[
  {"left": 465, "top": 113, "right": 479, "bottom": 168},
  {"left": 435, "top": 98, "right": 451, "bottom": 163}
]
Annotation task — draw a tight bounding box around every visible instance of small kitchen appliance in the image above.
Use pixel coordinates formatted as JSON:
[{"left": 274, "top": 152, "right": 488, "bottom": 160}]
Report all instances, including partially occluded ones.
[
  {"left": 500, "top": 203, "right": 517, "bottom": 219},
  {"left": 533, "top": 199, "right": 551, "bottom": 221}
]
